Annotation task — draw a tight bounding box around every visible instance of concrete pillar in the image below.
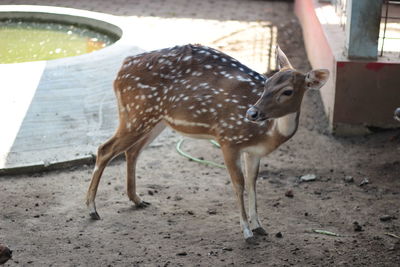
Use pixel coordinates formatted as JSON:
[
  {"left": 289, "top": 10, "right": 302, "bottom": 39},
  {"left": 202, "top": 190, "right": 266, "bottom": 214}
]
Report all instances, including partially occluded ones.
[{"left": 345, "top": 0, "right": 382, "bottom": 59}]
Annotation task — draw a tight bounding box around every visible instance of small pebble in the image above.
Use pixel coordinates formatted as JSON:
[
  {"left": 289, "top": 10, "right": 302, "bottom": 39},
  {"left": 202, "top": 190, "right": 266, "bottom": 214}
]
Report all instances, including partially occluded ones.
[
  {"left": 300, "top": 174, "right": 316, "bottom": 182},
  {"left": 344, "top": 176, "right": 354, "bottom": 183},
  {"left": 173, "top": 196, "right": 182, "bottom": 201},
  {"left": 389, "top": 240, "right": 400, "bottom": 251},
  {"left": 359, "top": 178, "right": 369, "bottom": 186},
  {"left": 380, "top": 215, "right": 394, "bottom": 222},
  {"left": 353, "top": 221, "right": 363, "bottom": 232},
  {"left": 207, "top": 209, "right": 217, "bottom": 215},
  {"left": 208, "top": 251, "right": 218, "bottom": 256},
  {"left": 176, "top": 252, "right": 187, "bottom": 256},
  {"left": 285, "top": 190, "right": 294, "bottom": 198},
  {"left": 275, "top": 232, "right": 283, "bottom": 238}
]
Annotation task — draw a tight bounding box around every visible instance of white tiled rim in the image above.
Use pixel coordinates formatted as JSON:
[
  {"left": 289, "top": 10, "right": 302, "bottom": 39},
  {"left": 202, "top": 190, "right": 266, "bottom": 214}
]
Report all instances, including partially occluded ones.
[
  {"left": 0, "top": 5, "right": 148, "bottom": 174},
  {"left": 0, "top": 5, "right": 274, "bottom": 174}
]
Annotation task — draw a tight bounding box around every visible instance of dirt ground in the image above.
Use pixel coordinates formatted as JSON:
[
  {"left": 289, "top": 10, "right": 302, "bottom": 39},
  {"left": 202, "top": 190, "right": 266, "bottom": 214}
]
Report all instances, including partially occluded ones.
[{"left": 1, "top": 1, "right": 400, "bottom": 266}]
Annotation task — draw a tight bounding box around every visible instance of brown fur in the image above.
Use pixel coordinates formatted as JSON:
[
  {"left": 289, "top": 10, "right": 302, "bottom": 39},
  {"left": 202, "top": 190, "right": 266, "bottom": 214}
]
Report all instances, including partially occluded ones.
[{"left": 85, "top": 44, "right": 329, "bottom": 241}]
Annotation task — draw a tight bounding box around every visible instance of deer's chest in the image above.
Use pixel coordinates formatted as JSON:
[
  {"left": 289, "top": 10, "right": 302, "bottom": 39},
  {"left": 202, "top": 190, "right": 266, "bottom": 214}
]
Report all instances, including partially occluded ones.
[{"left": 276, "top": 113, "right": 298, "bottom": 137}]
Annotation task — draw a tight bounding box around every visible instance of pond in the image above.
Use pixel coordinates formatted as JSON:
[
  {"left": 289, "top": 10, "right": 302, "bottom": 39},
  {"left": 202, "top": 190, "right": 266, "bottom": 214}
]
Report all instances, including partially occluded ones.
[{"left": 0, "top": 19, "right": 119, "bottom": 63}]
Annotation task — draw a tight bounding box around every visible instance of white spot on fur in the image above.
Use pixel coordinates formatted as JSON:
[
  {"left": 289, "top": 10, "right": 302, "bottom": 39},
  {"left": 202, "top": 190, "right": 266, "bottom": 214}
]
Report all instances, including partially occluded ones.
[
  {"left": 164, "top": 116, "right": 210, "bottom": 128},
  {"left": 137, "top": 83, "right": 150, "bottom": 89}
]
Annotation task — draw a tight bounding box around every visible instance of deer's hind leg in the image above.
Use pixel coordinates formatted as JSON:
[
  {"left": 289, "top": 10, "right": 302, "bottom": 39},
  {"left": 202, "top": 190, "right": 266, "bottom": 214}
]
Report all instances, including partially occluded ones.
[
  {"left": 125, "top": 122, "right": 166, "bottom": 208},
  {"left": 86, "top": 123, "right": 153, "bottom": 219}
]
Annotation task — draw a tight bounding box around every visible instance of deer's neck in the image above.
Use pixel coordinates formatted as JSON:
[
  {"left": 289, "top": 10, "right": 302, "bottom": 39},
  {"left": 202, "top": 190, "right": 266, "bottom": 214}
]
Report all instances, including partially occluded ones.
[{"left": 275, "top": 112, "right": 299, "bottom": 138}]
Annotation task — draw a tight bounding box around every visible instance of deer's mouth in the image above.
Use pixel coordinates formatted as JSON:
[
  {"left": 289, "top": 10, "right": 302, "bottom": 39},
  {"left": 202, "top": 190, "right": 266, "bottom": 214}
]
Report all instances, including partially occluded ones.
[
  {"left": 247, "top": 113, "right": 275, "bottom": 125},
  {"left": 250, "top": 116, "right": 269, "bottom": 123}
]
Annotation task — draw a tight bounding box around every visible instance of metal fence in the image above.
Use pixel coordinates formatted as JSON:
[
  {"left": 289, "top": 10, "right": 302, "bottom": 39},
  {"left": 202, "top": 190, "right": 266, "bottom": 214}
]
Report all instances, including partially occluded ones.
[
  {"left": 379, "top": 0, "right": 400, "bottom": 57},
  {"left": 330, "top": 0, "right": 400, "bottom": 58},
  {"left": 331, "top": 0, "right": 347, "bottom": 29}
]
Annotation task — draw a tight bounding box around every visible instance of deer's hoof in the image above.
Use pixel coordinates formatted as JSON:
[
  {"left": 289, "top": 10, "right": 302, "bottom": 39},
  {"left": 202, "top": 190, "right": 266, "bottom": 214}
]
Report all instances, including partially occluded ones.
[
  {"left": 243, "top": 228, "right": 256, "bottom": 243},
  {"left": 252, "top": 226, "right": 268, "bottom": 236},
  {"left": 245, "top": 235, "right": 257, "bottom": 244},
  {"left": 89, "top": 211, "right": 101, "bottom": 220},
  {"left": 136, "top": 200, "right": 151, "bottom": 209}
]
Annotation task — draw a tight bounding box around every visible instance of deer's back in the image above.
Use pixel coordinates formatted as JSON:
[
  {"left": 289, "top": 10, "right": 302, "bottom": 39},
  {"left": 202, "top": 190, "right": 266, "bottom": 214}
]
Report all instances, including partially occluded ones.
[{"left": 114, "top": 44, "right": 279, "bottom": 147}]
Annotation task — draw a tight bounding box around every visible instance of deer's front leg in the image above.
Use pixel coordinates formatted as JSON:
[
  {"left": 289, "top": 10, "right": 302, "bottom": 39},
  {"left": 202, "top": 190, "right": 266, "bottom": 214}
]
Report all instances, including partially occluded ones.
[
  {"left": 221, "top": 146, "right": 254, "bottom": 242},
  {"left": 243, "top": 152, "right": 267, "bottom": 236}
]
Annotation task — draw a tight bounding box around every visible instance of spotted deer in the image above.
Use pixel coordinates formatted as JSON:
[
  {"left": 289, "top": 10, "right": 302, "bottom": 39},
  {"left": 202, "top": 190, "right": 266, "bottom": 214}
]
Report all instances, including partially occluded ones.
[{"left": 86, "top": 44, "right": 329, "bottom": 242}]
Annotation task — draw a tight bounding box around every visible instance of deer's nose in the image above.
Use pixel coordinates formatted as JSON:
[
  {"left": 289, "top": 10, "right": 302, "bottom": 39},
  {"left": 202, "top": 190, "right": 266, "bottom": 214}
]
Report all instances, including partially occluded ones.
[{"left": 246, "top": 107, "right": 260, "bottom": 121}]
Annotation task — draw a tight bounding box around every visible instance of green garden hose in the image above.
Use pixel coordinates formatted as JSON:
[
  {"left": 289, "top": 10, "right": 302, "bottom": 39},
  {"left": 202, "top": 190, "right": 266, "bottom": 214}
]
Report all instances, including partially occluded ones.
[{"left": 175, "top": 139, "right": 225, "bottom": 169}]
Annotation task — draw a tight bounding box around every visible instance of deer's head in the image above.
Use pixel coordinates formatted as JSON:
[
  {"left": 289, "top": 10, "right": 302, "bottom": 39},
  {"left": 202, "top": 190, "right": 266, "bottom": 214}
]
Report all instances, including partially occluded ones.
[{"left": 246, "top": 47, "right": 329, "bottom": 122}]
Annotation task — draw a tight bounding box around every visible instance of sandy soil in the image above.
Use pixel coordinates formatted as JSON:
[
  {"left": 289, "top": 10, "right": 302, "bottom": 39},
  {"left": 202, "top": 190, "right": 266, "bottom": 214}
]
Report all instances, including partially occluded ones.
[{"left": 1, "top": 1, "right": 400, "bottom": 267}]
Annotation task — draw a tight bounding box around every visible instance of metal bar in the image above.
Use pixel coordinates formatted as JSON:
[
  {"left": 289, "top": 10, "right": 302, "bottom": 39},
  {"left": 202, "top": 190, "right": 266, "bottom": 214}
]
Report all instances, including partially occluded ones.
[
  {"left": 378, "top": 36, "right": 400, "bottom": 39},
  {"left": 380, "top": 1, "right": 390, "bottom": 56}
]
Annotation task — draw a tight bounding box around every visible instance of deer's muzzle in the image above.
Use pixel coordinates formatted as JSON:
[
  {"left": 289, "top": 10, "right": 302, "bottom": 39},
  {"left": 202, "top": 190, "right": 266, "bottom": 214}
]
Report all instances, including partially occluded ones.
[{"left": 246, "top": 106, "right": 267, "bottom": 122}]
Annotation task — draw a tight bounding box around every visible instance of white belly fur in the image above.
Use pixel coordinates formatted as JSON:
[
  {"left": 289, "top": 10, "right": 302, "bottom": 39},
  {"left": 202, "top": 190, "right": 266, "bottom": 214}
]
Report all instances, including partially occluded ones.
[
  {"left": 173, "top": 130, "right": 215, "bottom": 140},
  {"left": 162, "top": 115, "right": 215, "bottom": 140}
]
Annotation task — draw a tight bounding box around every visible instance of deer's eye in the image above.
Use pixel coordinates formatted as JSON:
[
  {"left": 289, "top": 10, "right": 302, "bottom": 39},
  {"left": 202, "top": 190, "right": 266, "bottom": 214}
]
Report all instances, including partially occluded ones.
[{"left": 282, "top": 90, "right": 293, "bottom": 96}]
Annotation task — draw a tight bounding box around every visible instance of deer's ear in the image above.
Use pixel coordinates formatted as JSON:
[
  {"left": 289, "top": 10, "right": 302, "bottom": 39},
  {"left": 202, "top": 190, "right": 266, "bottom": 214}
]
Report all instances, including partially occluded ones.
[
  {"left": 305, "top": 69, "right": 329, "bottom": 90},
  {"left": 276, "top": 46, "right": 293, "bottom": 70}
]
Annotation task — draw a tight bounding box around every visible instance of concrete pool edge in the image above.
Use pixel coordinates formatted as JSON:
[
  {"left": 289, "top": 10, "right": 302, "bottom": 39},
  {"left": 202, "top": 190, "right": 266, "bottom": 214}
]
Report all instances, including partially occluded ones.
[
  {"left": 0, "top": 6, "right": 150, "bottom": 175},
  {"left": 0, "top": 5, "right": 124, "bottom": 38}
]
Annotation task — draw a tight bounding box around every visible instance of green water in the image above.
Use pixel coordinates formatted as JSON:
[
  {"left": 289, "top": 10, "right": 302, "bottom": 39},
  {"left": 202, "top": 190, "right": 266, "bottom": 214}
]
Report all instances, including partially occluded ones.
[{"left": 0, "top": 19, "right": 118, "bottom": 63}]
